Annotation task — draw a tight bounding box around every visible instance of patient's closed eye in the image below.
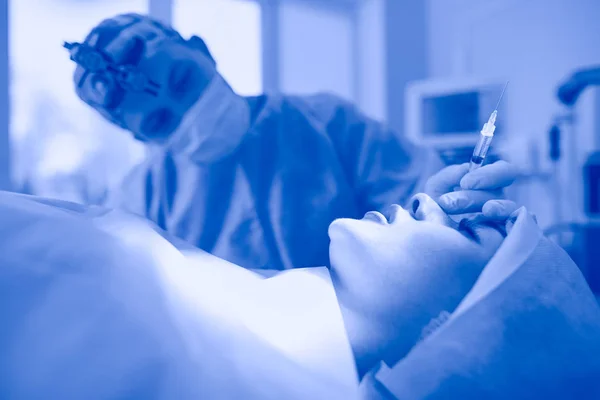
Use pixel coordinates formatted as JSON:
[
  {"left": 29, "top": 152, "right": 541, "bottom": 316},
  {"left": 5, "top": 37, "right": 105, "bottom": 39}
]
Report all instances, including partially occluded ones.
[
  {"left": 458, "top": 218, "right": 481, "bottom": 242},
  {"left": 457, "top": 217, "right": 507, "bottom": 243}
]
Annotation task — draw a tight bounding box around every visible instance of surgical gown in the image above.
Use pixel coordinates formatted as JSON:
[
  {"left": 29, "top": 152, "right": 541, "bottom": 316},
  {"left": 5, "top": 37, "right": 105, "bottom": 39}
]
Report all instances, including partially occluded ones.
[{"left": 111, "top": 94, "right": 441, "bottom": 270}]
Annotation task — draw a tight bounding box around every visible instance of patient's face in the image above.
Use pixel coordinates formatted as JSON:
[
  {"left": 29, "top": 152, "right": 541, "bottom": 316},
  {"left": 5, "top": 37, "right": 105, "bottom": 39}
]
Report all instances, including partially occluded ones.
[
  {"left": 328, "top": 193, "right": 505, "bottom": 313},
  {"left": 329, "top": 193, "right": 504, "bottom": 275},
  {"left": 328, "top": 193, "right": 506, "bottom": 365}
]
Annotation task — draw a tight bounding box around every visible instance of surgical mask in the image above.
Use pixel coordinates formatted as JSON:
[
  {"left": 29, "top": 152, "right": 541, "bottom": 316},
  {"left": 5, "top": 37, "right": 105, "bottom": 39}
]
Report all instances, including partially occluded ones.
[{"left": 165, "top": 73, "right": 251, "bottom": 164}]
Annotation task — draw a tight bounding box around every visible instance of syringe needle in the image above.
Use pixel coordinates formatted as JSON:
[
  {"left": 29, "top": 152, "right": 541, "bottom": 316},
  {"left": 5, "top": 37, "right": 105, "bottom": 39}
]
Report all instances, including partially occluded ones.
[{"left": 494, "top": 81, "right": 509, "bottom": 111}]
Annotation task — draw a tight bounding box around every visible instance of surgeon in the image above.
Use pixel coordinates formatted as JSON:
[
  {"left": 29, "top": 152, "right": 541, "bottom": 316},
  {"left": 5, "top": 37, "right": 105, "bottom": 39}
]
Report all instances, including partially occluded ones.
[{"left": 66, "top": 13, "right": 518, "bottom": 270}]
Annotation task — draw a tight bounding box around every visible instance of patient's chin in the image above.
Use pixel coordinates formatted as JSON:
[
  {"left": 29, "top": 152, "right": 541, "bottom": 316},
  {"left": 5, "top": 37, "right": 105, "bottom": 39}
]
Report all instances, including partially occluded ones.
[{"left": 328, "top": 239, "right": 357, "bottom": 271}]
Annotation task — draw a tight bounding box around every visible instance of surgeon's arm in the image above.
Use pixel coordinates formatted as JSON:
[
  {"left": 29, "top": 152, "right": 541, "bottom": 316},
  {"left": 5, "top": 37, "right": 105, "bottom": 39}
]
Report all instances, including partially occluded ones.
[{"left": 299, "top": 93, "right": 444, "bottom": 212}]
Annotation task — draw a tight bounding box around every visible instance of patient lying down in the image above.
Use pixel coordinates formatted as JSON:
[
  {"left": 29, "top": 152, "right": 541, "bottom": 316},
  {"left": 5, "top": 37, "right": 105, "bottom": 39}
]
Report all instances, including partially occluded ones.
[{"left": 0, "top": 190, "right": 599, "bottom": 400}]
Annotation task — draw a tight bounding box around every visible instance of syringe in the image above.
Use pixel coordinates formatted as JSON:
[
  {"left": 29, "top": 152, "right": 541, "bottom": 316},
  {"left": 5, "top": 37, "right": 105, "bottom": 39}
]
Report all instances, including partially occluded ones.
[
  {"left": 469, "top": 110, "right": 497, "bottom": 171},
  {"left": 469, "top": 82, "right": 508, "bottom": 171}
]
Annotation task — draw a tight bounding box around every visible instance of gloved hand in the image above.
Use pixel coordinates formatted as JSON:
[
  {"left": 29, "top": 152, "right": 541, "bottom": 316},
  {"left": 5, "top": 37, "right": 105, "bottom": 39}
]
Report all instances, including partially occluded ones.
[
  {"left": 424, "top": 160, "right": 519, "bottom": 215},
  {"left": 482, "top": 199, "right": 521, "bottom": 219},
  {"left": 482, "top": 199, "right": 538, "bottom": 230}
]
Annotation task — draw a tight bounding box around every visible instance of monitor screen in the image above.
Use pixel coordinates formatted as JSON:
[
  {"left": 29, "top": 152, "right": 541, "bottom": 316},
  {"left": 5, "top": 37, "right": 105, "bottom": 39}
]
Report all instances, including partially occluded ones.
[{"left": 422, "top": 92, "right": 481, "bottom": 135}]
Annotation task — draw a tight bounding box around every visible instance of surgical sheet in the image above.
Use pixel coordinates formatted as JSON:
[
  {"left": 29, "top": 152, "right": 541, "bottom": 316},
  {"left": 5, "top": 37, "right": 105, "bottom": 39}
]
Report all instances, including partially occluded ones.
[{"left": 0, "top": 192, "right": 358, "bottom": 399}]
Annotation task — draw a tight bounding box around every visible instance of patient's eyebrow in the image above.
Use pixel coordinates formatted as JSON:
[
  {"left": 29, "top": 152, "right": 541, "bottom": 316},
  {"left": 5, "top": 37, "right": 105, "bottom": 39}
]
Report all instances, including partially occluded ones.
[
  {"left": 457, "top": 216, "right": 507, "bottom": 243},
  {"left": 468, "top": 216, "right": 507, "bottom": 238},
  {"left": 457, "top": 218, "right": 481, "bottom": 243}
]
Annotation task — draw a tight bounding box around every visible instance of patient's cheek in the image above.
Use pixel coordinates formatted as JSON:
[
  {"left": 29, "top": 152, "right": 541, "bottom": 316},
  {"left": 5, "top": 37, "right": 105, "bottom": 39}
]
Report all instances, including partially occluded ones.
[
  {"left": 413, "top": 239, "right": 485, "bottom": 292},
  {"left": 483, "top": 232, "right": 505, "bottom": 257}
]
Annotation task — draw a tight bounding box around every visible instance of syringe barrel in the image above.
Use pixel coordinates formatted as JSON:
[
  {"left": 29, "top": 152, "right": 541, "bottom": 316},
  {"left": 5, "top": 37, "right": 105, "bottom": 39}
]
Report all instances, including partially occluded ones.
[{"left": 472, "top": 134, "right": 493, "bottom": 159}]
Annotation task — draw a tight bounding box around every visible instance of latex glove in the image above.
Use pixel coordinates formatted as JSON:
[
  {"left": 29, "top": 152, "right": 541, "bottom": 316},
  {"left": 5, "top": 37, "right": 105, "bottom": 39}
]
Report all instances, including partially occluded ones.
[
  {"left": 483, "top": 199, "right": 538, "bottom": 229},
  {"left": 424, "top": 161, "right": 519, "bottom": 215},
  {"left": 482, "top": 199, "right": 521, "bottom": 219}
]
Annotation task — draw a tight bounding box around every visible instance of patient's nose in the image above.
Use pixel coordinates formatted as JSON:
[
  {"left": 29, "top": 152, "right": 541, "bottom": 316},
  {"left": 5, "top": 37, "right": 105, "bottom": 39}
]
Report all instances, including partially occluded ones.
[{"left": 409, "top": 193, "right": 451, "bottom": 226}]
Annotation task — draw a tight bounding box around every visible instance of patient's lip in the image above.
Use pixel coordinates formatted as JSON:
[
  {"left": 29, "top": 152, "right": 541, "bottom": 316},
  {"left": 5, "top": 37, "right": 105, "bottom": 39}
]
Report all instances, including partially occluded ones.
[{"left": 363, "top": 211, "right": 388, "bottom": 224}]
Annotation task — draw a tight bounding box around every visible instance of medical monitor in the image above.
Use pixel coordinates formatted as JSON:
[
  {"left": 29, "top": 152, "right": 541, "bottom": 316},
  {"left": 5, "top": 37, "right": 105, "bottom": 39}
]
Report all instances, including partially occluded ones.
[{"left": 405, "top": 78, "right": 507, "bottom": 164}]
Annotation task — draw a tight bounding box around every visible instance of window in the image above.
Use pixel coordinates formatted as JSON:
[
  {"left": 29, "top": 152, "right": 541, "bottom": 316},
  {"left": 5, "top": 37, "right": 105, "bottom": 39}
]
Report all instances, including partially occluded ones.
[
  {"left": 173, "top": 0, "right": 262, "bottom": 96},
  {"left": 10, "top": 0, "right": 147, "bottom": 204}
]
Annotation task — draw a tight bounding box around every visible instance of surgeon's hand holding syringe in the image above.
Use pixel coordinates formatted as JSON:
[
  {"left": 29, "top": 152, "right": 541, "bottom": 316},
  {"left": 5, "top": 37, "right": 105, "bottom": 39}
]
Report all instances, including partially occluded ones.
[{"left": 469, "top": 82, "right": 508, "bottom": 172}]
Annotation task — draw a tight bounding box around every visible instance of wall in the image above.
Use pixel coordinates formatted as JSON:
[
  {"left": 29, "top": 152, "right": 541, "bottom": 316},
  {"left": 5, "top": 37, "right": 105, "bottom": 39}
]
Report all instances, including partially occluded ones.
[
  {"left": 278, "top": 1, "right": 354, "bottom": 101},
  {"left": 276, "top": 0, "right": 427, "bottom": 132},
  {"left": 428, "top": 0, "right": 600, "bottom": 225},
  {"left": 0, "top": 0, "right": 9, "bottom": 190},
  {"left": 383, "top": 0, "right": 428, "bottom": 136},
  {"left": 355, "top": 0, "right": 386, "bottom": 121},
  {"left": 173, "top": 0, "right": 263, "bottom": 96}
]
